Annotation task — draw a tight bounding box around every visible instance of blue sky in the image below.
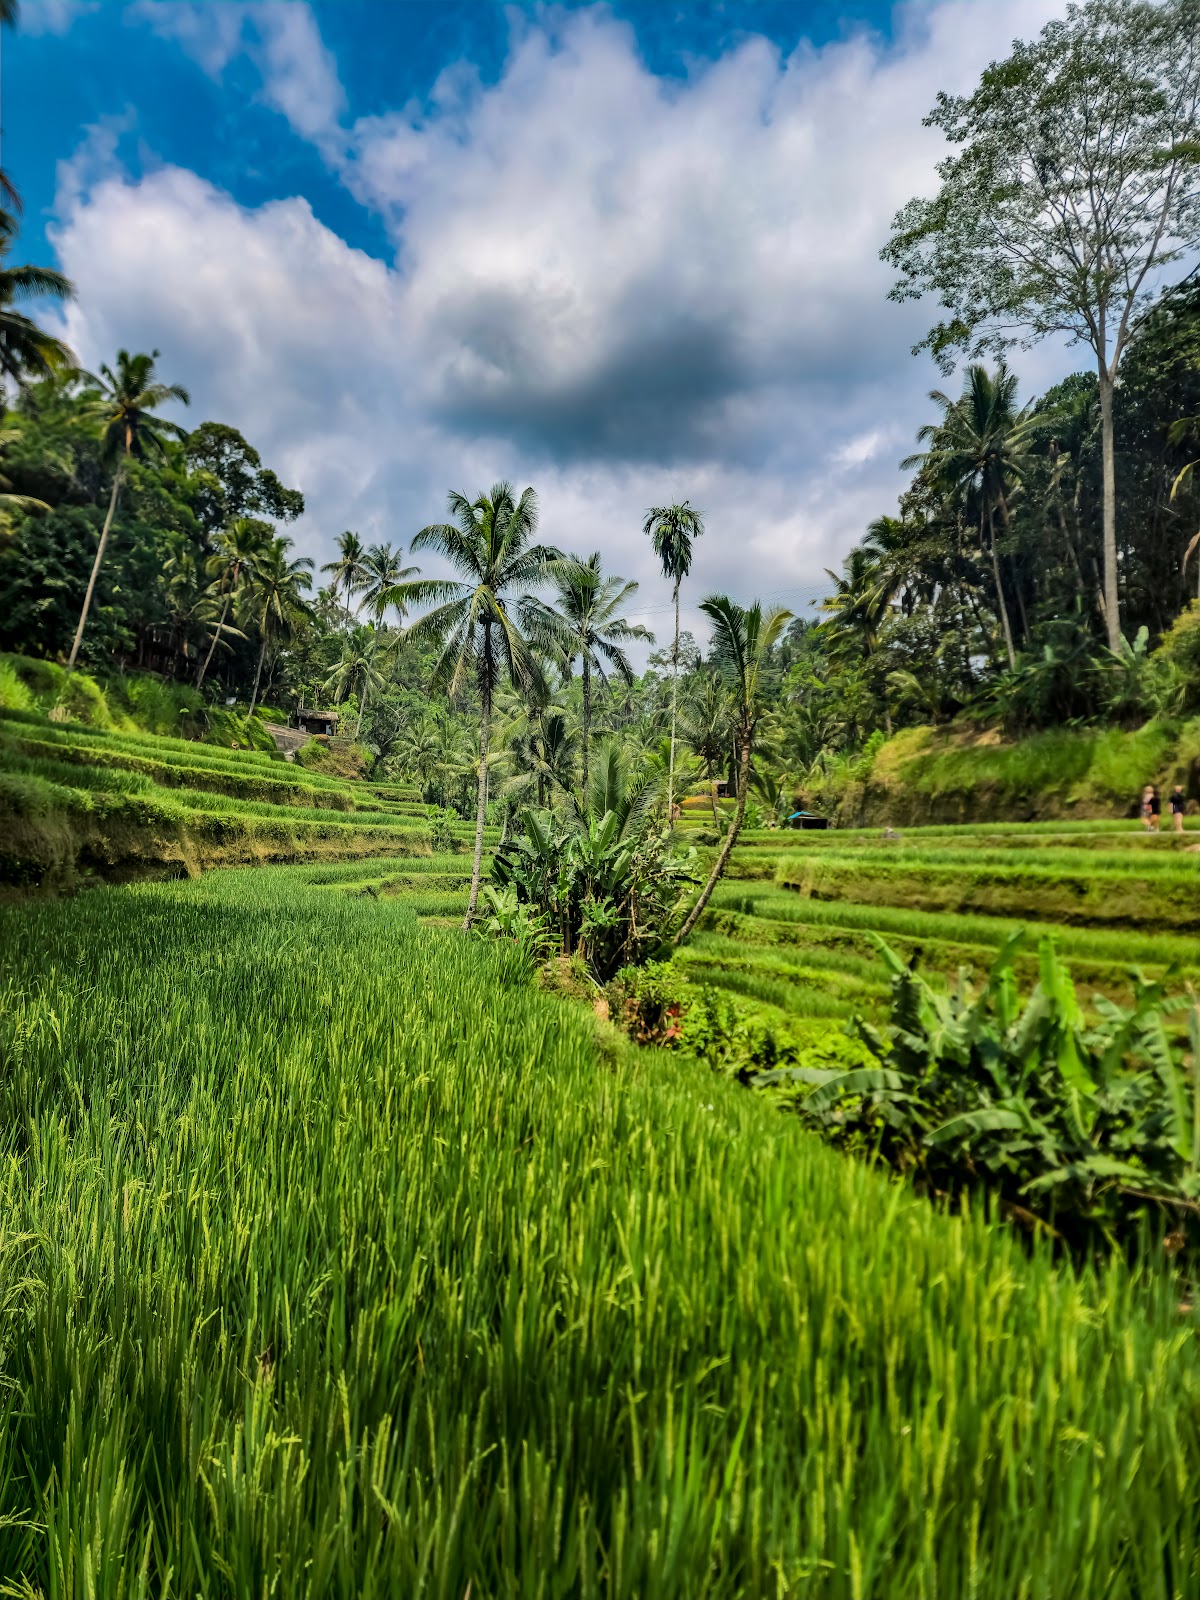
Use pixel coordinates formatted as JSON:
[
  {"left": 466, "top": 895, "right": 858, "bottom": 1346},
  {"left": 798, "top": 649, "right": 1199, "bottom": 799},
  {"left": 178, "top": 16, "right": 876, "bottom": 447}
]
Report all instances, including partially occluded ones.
[
  {"left": 10, "top": 0, "right": 1070, "bottom": 637},
  {"left": 12, "top": 3, "right": 899, "bottom": 269}
]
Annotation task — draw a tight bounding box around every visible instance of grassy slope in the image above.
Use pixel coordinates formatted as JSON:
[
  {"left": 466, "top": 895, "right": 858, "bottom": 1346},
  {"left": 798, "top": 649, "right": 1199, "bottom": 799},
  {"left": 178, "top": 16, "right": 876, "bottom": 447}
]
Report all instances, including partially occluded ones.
[
  {"left": 663, "top": 811, "right": 1200, "bottom": 1043},
  {"left": 0, "top": 708, "right": 444, "bottom": 892},
  {"left": 2, "top": 868, "right": 1198, "bottom": 1595},
  {"left": 824, "top": 719, "right": 1200, "bottom": 827}
]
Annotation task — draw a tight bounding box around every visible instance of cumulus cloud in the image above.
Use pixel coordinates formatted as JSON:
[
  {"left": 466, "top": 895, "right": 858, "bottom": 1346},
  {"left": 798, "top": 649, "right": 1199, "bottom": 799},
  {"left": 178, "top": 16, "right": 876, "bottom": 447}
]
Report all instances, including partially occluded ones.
[{"left": 50, "top": 0, "right": 1077, "bottom": 646}]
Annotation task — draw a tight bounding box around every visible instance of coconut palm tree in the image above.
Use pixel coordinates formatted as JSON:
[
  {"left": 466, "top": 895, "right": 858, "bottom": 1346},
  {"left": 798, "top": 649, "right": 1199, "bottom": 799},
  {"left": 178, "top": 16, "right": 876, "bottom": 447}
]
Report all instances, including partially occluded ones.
[
  {"left": 243, "top": 536, "right": 314, "bottom": 719},
  {"left": 0, "top": 250, "right": 75, "bottom": 403},
  {"left": 679, "top": 673, "right": 732, "bottom": 823},
  {"left": 642, "top": 500, "right": 704, "bottom": 820},
  {"left": 195, "top": 516, "right": 272, "bottom": 688},
  {"left": 66, "top": 350, "right": 190, "bottom": 674},
  {"left": 323, "top": 625, "right": 385, "bottom": 712},
  {"left": 903, "top": 364, "right": 1036, "bottom": 671},
  {"left": 320, "top": 531, "right": 368, "bottom": 623},
  {"left": 527, "top": 552, "right": 653, "bottom": 795},
  {"left": 385, "top": 483, "right": 562, "bottom": 927},
  {"left": 346, "top": 543, "right": 420, "bottom": 733},
  {"left": 676, "top": 596, "right": 792, "bottom": 944}
]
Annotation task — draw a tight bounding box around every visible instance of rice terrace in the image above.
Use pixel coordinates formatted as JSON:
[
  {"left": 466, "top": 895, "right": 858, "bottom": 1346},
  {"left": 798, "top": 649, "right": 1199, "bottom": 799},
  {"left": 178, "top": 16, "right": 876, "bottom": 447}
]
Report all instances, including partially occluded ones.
[{"left": 4, "top": 0, "right": 1200, "bottom": 1594}]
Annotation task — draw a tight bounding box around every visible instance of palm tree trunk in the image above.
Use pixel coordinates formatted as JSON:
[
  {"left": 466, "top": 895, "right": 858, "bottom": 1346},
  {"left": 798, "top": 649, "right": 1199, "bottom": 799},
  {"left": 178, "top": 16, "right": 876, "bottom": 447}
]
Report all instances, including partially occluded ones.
[
  {"left": 710, "top": 769, "right": 720, "bottom": 825},
  {"left": 676, "top": 727, "right": 750, "bottom": 945},
  {"left": 247, "top": 634, "right": 268, "bottom": 720},
  {"left": 668, "top": 581, "right": 680, "bottom": 822},
  {"left": 1098, "top": 363, "right": 1121, "bottom": 652},
  {"left": 988, "top": 506, "right": 1016, "bottom": 671},
  {"left": 356, "top": 673, "right": 371, "bottom": 740},
  {"left": 66, "top": 468, "right": 123, "bottom": 674},
  {"left": 581, "top": 652, "right": 591, "bottom": 803},
  {"left": 196, "top": 587, "right": 232, "bottom": 688},
  {"left": 464, "top": 679, "right": 491, "bottom": 930},
  {"left": 995, "top": 490, "right": 1030, "bottom": 647}
]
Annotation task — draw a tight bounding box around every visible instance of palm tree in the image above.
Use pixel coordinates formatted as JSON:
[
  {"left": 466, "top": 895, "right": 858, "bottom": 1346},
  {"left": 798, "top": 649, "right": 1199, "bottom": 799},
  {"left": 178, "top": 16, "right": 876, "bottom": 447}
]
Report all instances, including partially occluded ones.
[
  {"left": 676, "top": 596, "right": 792, "bottom": 944},
  {"left": 195, "top": 517, "right": 271, "bottom": 688},
  {"left": 347, "top": 542, "right": 419, "bottom": 734},
  {"left": 323, "top": 625, "right": 385, "bottom": 712},
  {"left": 679, "top": 673, "right": 731, "bottom": 823},
  {"left": 397, "top": 710, "right": 445, "bottom": 802},
  {"left": 386, "top": 483, "right": 562, "bottom": 927},
  {"left": 642, "top": 501, "right": 704, "bottom": 820},
  {"left": 0, "top": 249, "right": 74, "bottom": 404},
  {"left": 243, "top": 537, "right": 314, "bottom": 719},
  {"left": 904, "top": 364, "right": 1036, "bottom": 671},
  {"left": 528, "top": 552, "right": 653, "bottom": 794},
  {"left": 320, "top": 531, "right": 368, "bottom": 623},
  {"left": 66, "top": 350, "right": 190, "bottom": 674}
]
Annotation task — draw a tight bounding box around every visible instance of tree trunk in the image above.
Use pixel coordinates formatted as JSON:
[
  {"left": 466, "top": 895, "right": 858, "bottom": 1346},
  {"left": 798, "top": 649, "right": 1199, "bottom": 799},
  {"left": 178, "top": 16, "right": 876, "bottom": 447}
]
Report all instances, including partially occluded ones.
[
  {"left": 988, "top": 505, "right": 1016, "bottom": 670},
  {"left": 668, "top": 582, "right": 680, "bottom": 821},
  {"left": 1098, "top": 365, "right": 1121, "bottom": 652},
  {"left": 196, "top": 586, "right": 233, "bottom": 688},
  {"left": 676, "top": 726, "right": 750, "bottom": 945},
  {"left": 581, "top": 652, "right": 591, "bottom": 805},
  {"left": 710, "top": 773, "right": 720, "bottom": 825},
  {"left": 995, "top": 489, "right": 1030, "bottom": 646},
  {"left": 464, "top": 678, "right": 491, "bottom": 930},
  {"left": 247, "top": 635, "right": 268, "bottom": 720},
  {"left": 66, "top": 469, "right": 123, "bottom": 675}
]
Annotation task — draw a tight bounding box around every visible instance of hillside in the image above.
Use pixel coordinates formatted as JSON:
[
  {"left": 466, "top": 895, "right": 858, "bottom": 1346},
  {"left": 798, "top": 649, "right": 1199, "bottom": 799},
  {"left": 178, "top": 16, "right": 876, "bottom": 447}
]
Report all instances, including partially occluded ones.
[
  {"left": 816, "top": 719, "right": 1200, "bottom": 827},
  {"left": 0, "top": 706, "right": 445, "bottom": 893}
]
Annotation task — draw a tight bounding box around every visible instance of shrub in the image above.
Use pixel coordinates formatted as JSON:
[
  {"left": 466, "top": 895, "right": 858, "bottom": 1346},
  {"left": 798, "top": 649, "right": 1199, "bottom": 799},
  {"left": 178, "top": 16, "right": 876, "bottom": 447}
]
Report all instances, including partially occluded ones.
[{"left": 767, "top": 934, "right": 1200, "bottom": 1250}]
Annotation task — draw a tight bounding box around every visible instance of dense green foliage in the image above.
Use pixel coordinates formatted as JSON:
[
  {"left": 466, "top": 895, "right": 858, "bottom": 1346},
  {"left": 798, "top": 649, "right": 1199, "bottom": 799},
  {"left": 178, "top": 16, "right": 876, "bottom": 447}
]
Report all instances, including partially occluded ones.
[
  {"left": 2, "top": 868, "right": 1200, "bottom": 1594},
  {"left": 768, "top": 936, "right": 1200, "bottom": 1247}
]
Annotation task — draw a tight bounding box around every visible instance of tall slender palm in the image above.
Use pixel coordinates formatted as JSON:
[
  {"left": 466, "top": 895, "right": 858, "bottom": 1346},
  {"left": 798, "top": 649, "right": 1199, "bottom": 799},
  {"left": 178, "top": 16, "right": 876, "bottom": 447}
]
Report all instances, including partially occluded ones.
[
  {"left": 320, "top": 531, "right": 368, "bottom": 623},
  {"left": 676, "top": 596, "right": 792, "bottom": 945},
  {"left": 349, "top": 542, "right": 419, "bottom": 734},
  {"left": 195, "top": 517, "right": 271, "bottom": 688},
  {"left": 66, "top": 350, "right": 190, "bottom": 673},
  {"left": 528, "top": 552, "right": 653, "bottom": 795},
  {"left": 642, "top": 501, "right": 704, "bottom": 820},
  {"left": 903, "top": 364, "right": 1036, "bottom": 672},
  {"left": 243, "top": 537, "right": 314, "bottom": 718},
  {"left": 385, "top": 483, "right": 562, "bottom": 927}
]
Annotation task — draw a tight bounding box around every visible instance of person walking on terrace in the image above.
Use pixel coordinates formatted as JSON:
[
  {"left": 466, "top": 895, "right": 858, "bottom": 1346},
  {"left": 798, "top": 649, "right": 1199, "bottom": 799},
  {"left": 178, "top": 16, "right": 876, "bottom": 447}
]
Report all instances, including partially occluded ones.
[
  {"left": 1142, "top": 785, "right": 1155, "bottom": 831},
  {"left": 1170, "top": 784, "right": 1186, "bottom": 834}
]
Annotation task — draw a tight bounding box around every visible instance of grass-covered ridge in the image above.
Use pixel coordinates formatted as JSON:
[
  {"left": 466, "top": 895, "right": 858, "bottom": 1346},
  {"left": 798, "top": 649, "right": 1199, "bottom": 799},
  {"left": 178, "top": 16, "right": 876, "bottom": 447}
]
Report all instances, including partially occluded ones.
[
  {"left": 2, "top": 867, "right": 1198, "bottom": 1594},
  {"left": 820, "top": 719, "right": 1200, "bottom": 826},
  {"left": 0, "top": 705, "right": 442, "bottom": 892}
]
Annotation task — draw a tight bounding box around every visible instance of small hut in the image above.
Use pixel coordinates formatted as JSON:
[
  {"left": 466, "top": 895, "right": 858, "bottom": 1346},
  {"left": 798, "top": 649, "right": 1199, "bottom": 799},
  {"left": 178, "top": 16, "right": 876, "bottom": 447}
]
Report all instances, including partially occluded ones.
[
  {"left": 786, "top": 810, "right": 830, "bottom": 831},
  {"left": 295, "top": 708, "right": 339, "bottom": 738}
]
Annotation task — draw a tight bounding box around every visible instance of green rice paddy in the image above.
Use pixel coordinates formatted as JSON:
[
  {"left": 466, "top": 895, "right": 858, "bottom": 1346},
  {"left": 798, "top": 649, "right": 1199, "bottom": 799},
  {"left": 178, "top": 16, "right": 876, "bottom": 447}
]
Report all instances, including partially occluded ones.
[
  {"left": 4, "top": 716, "right": 1200, "bottom": 1590},
  {"left": 3, "top": 867, "right": 1200, "bottom": 1594}
]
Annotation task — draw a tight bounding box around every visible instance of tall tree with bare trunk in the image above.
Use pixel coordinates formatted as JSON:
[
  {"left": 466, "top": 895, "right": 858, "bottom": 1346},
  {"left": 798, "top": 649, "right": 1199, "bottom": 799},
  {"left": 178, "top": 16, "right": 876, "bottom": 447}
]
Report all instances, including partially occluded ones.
[
  {"left": 66, "top": 350, "right": 189, "bottom": 674},
  {"left": 882, "top": 0, "right": 1200, "bottom": 651},
  {"left": 642, "top": 501, "right": 704, "bottom": 821}
]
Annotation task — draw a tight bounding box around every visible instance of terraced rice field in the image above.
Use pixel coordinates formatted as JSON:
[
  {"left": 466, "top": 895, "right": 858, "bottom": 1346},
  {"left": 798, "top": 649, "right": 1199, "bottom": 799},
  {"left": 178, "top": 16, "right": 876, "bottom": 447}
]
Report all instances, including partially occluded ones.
[
  {"left": 4, "top": 865, "right": 1200, "bottom": 1594},
  {"left": 671, "top": 806, "right": 1200, "bottom": 1033},
  {"left": 0, "top": 707, "right": 462, "bottom": 891}
]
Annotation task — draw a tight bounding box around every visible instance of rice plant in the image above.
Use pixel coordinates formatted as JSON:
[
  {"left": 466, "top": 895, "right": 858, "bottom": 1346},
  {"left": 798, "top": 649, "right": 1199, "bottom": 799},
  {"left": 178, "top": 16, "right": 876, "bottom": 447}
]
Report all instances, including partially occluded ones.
[{"left": 2, "top": 868, "right": 1200, "bottom": 1594}]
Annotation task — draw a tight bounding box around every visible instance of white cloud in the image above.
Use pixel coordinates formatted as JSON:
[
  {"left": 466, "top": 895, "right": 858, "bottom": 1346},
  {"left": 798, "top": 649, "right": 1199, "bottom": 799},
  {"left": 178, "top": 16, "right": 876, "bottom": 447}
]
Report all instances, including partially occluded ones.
[
  {"left": 20, "top": 0, "right": 98, "bottom": 34},
  {"left": 52, "top": 0, "right": 1080, "bottom": 655},
  {"left": 129, "top": 0, "right": 345, "bottom": 151}
]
